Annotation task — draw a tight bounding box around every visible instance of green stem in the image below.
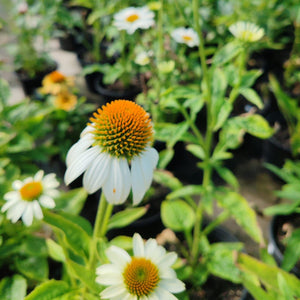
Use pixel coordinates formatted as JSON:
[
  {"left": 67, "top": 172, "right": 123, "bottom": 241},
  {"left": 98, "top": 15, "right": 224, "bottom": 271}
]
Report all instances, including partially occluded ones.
[
  {"left": 157, "top": 0, "right": 164, "bottom": 62},
  {"left": 88, "top": 193, "right": 113, "bottom": 270},
  {"left": 202, "top": 210, "right": 230, "bottom": 236}
]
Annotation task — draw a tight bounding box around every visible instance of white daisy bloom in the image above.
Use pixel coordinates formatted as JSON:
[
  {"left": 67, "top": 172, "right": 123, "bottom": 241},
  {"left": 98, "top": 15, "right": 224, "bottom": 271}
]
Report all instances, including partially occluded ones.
[
  {"left": 229, "top": 21, "right": 265, "bottom": 42},
  {"left": 96, "top": 233, "right": 185, "bottom": 299},
  {"left": 64, "top": 100, "right": 159, "bottom": 206},
  {"left": 2, "top": 170, "right": 59, "bottom": 226},
  {"left": 113, "top": 6, "right": 155, "bottom": 34},
  {"left": 171, "top": 27, "right": 199, "bottom": 47}
]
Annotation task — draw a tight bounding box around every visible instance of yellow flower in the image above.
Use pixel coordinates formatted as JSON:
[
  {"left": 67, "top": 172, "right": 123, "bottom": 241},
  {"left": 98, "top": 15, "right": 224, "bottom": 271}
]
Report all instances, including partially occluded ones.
[
  {"left": 54, "top": 92, "right": 77, "bottom": 111},
  {"left": 40, "top": 71, "right": 74, "bottom": 95}
]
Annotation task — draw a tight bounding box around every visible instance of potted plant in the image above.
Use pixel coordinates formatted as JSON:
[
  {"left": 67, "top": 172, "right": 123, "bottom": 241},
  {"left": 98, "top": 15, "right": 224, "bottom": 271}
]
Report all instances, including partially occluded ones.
[{"left": 264, "top": 159, "right": 300, "bottom": 277}]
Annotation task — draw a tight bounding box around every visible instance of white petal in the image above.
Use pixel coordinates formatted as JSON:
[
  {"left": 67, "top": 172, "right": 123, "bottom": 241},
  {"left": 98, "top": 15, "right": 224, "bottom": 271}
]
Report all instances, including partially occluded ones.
[
  {"left": 39, "top": 195, "right": 56, "bottom": 208},
  {"left": 154, "top": 287, "right": 180, "bottom": 300},
  {"left": 145, "top": 239, "right": 158, "bottom": 258},
  {"left": 66, "top": 133, "right": 94, "bottom": 167},
  {"left": 96, "top": 264, "right": 122, "bottom": 285},
  {"left": 96, "top": 264, "right": 120, "bottom": 276},
  {"left": 83, "top": 152, "right": 110, "bottom": 194},
  {"left": 160, "top": 267, "right": 176, "bottom": 279},
  {"left": 158, "top": 252, "right": 177, "bottom": 269},
  {"left": 103, "top": 157, "right": 130, "bottom": 205},
  {"left": 118, "top": 158, "right": 131, "bottom": 204},
  {"left": 3, "top": 191, "right": 19, "bottom": 201},
  {"left": 133, "top": 233, "right": 145, "bottom": 257},
  {"left": 12, "top": 180, "right": 23, "bottom": 190},
  {"left": 160, "top": 278, "right": 186, "bottom": 293},
  {"left": 33, "top": 201, "right": 43, "bottom": 220},
  {"left": 100, "top": 285, "right": 127, "bottom": 299},
  {"left": 7, "top": 201, "right": 27, "bottom": 223},
  {"left": 64, "top": 146, "right": 99, "bottom": 186},
  {"left": 1, "top": 197, "right": 19, "bottom": 212},
  {"left": 22, "top": 203, "right": 34, "bottom": 226},
  {"left": 106, "top": 245, "right": 131, "bottom": 268},
  {"left": 34, "top": 170, "right": 44, "bottom": 181}
]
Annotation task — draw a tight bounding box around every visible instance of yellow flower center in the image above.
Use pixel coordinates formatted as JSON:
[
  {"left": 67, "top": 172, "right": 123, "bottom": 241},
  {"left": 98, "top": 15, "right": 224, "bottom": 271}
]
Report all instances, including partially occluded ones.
[
  {"left": 123, "top": 257, "right": 160, "bottom": 297},
  {"left": 182, "top": 35, "right": 192, "bottom": 41},
  {"left": 20, "top": 182, "right": 43, "bottom": 201},
  {"left": 126, "top": 14, "right": 139, "bottom": 23},
  {"left": 49, "top": 71, "right": 66, "bottom": 83},
  {"left": 89, "top": 100, "right": 153, "bottom": 158}
]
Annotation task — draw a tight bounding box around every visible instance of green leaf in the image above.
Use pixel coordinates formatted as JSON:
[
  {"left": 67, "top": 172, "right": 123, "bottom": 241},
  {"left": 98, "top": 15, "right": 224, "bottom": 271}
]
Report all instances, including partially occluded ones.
[
  {"left": 158, "top": 148, "right": 174, "bottom": 169},
  {"left": 20, "top": 235, "right": 47, "bottom": 257},
  {"left": 44, "top": 211, "right": 91, "bottom": 258},
  {"left": 67, "top": 260, "right": 101, "bottom": 294},
  {"left": 237, "top": 253, "right": 300, "bottom": 298},
  {"left": 240, "top": 69, "right": 262, "bottom": 88},
  {"left": 213, "top": 41, "right": 242, "bottom": 65},
  {"left": 55, "top": 188, "right": 88, "bottom": 215},
  {"left": 277, "top": 273, "right": 295, "bottom": 300},
  {"left": 216, "top": 191, "right": 263, "bottom": 243},
  {"left": 207, "top": 242, "right": 243, "bottom": 283},
  {"left": 166, "top": 185, "right": 204, "bottom": 200},
  {"left": 239, "top": 88, "right": 263, "bottom": 109},
  {"left": 46, "top": 239, "right": 66, "bottom": 263},
  {"left": 109, "top": 236, "right": 133, "bottom": 251},
  {"left": 186, "top": 144, "right": 205, "bottom": 160},
  {"left": 15, "top": 256, "right": 48, "bottom": 281},
  {"left": 0, "top": 275, "right": 27, "bottom": 300},
  {"left": 281, "top": 228, "right": 300, "bottom": 272},
  {"left": 153, "top": 169, "right": 183, "bottom": 191},
  {"left": 25, "top": 280, "right": 70, "bottom": 300},
  {"left": 161, "top": 199, "right": 195, "bottom": 231},
  {"left": 213, "top": 101, "right": 233, "bottom": 131},
  {"left": 214, "top": 166, "right": 239, "bottom": 189},
  {"left": 107, "top": 207, "right": 147, "bottom": 230}
]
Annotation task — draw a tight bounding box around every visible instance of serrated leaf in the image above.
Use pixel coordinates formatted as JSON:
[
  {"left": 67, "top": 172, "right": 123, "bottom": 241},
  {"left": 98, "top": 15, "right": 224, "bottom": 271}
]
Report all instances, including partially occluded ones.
[
  {"left": 161, "top": 199, "right": 195, "bottom": 231},
  {"left": 239, "top": 88, "right": 263, "bottom": 109},
  {"left": 216, "top": 191, "right": 263, "bottom": 243}
]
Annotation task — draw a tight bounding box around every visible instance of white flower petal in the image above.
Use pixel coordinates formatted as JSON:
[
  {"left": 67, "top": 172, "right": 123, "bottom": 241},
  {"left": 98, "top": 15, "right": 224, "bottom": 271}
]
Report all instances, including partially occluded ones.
[
  {"left": 158, "top": 252, "right": 177, "bottom": 269},
  {"left": 34, "top": 170, "right": 44, "bottom": 181},
  {"left": 64, "top": 146, "right": 99, "bottom": 186},
  {"left": 106, "top": 245, "right": 131, "bottom": 268},
  {"left": 1, "top": 197, "right": 19, "bottom": 212},
  {"left": 160, "top": 278, "right": 186, "bottom": 293},
  {"left": 7, "top": 201, "right": 27, "bottom": 223},
  {"left": 33, "top": 200, "right": 43, "bottom": 220},
  {"left": 103, "top": 157, "right": 130, "bottom": 204},
  {"left": 133, "top": 233, "right": 145, "bottom": 257},
  {"left": 12, "top": 180, "right": 23, "bottom": 190},
  {"left": 83, "top": 151, "right": 110, "bottom": 194},
  {"left": 22, "top": 203, "right": 34, "bottom": 226},
  {"left": 101, "top": 285, "right": 127, "bottom": 299},
  {"left": 66, "top": 133, "right": 94, "bottom": 167},
  {"left": 39, "top": 195, "right": 56, "bottom": 208},
  {"left": 3, "top": 191, "right": 19, "bottom": 201},
  {"left": 154, "top": 287, "right": 180, "bottom": 300}
]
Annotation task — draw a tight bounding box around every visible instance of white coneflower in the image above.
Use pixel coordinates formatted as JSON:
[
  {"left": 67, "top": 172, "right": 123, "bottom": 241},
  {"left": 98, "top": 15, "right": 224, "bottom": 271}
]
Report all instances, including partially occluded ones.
[
  {"left": 2, "top": 171, "right": 59, "bottom": 226},
  {"left": 171, "top": 27, "right": 199, "bottom": 47},
  {"left": 229, "top": 21, "right": 265, "bottom": 42},
  {"left": 113, "top": 6, "right": 155, "bottom": 34},
  {"left": 64, "top": 100, "right": 159, "bottom": 205},
  {"left": 96, "top": 233, "right": 185, "bottom": 299}
]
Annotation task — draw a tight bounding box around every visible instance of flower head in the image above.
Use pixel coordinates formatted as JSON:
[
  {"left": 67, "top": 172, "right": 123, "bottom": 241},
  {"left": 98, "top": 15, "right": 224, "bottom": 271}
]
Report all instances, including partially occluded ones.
[
  {"left": 64, "top": 100, "right": 158, "bottom": 205},
  {"left": 135, "top": 51, "right": 151, "bottom": 66},
  {"left": 2, "top": 170, "right": 59, "bottom": 226},
  {"left": 40, "top": 71, "right": 75, "bottom": 95},
  {"left": 229, "top": 21, "right": 264, "bottom": 42},
  {"left": 171, "top": 27, "right": 199, "bottom": 47},
  {"left": 17, "top": 2, "right": 28, "bottom": 14},
  {"left": 54, "top": 91, "right": 77, "bottom": 111},
  {"left": 96, "top": 233, "right": 185, "bottom": 299},
  {"left": 113, "top": 6, "right": 155, "bottom": 34}
]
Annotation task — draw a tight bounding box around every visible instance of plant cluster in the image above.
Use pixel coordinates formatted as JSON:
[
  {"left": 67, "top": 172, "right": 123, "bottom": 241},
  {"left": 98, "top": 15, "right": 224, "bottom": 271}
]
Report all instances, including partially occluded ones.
[{"left": 1, "top": 0, "right": 300, "bottom": 300}]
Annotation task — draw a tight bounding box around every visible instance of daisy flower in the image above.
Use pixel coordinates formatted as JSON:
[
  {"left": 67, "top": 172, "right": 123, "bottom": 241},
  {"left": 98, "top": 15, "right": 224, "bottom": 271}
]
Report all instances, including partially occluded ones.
[
  {"left": 96, "top": 233, "right": 185, "bottom": 299},
  {"left": 39, "top": 71, "right": 75, "bottom": 95},
  {"left": 171, "top": 27, "right": 199, "bottom": 47},
  {"left": 229, "top": 21, "right": 265, "bottom": 42},
  {"left": 53, "top": 91, "right": 77, "bottom": 111},
  {"left": 113, "top": 6, "right": 155, "bottom": 34},
  {"left": 64, "top": 100, "right": 159, "bottom": 205},
  {"left": 135, "top": 51, "right": 151, "bottom": 66},
  {"left": 2, "top": 170, "right": 59, "bottom": 226}
]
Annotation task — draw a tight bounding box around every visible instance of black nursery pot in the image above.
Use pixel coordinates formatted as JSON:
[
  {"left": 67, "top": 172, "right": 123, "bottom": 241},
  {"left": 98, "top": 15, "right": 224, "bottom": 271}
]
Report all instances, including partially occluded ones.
[
  {"left": 16, "top": 62, "right": 58, "bottom": 96},
  {"left": 268, "top": 214, "right": 300, "bottom": 277}
]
